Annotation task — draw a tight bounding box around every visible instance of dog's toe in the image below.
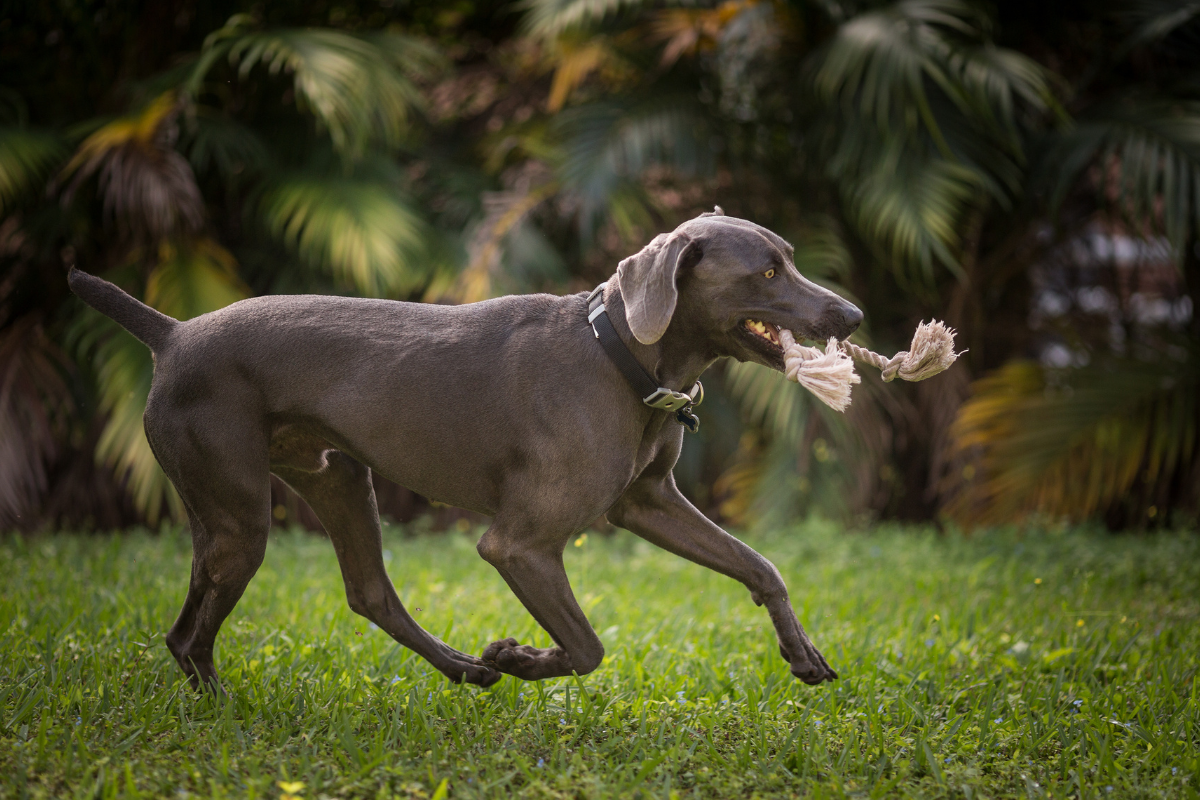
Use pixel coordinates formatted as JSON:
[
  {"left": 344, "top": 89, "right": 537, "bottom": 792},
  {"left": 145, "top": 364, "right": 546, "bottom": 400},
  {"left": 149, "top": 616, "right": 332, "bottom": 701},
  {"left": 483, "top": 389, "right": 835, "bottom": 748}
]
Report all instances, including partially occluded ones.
[
  {"left": 482, "top": 637, "right": 520, "bottom": 663},
  {"left": 445, "top": 659, "right": 503, "bottom": 687},
  {"left": 791, "top": 662, "right": 825, "bottom": 685}
]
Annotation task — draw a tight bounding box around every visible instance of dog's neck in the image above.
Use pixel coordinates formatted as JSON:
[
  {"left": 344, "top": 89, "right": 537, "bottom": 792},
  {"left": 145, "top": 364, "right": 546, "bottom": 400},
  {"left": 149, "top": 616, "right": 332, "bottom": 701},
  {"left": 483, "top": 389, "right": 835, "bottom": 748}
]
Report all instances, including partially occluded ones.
[{"left": 602, "top": 279, "right": 717, "bottom": 394}]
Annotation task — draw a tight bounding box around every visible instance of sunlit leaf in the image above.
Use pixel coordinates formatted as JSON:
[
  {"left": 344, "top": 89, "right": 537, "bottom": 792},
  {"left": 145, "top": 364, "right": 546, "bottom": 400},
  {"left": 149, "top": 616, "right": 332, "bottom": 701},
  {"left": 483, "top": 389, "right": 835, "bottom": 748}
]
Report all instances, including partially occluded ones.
[
  {"left": 547, "top": 36, "right": 624, "bottom": 112},
  {"left": 649, "top": 6, "right": 729, "bottom": 66},
  {"left": 189, "top": 16, "right": 443, "bottom": 158},
  {"left": 838, "top": 143, "right": 981, "bottom": 281},
  {"left": 260, "top": 164, "right": 431, "bottom": 296},
  {"left": 947, "top": 355, "right": 1199, "bottom": 526},
  {"left": 454, "top": 167, "right": 560, "bottom": 302},
  {"left": 145, "top": 238, "right": 248, "bottom": 321},
  {"left": 1123, "top": 0, "right": 1200, "bottom": 47},
  {"left": 523, "top": 0, "right": 651, "bottom": 38},
  {"left": 88, "top": 319, "right": 181, "bottom": 525}
]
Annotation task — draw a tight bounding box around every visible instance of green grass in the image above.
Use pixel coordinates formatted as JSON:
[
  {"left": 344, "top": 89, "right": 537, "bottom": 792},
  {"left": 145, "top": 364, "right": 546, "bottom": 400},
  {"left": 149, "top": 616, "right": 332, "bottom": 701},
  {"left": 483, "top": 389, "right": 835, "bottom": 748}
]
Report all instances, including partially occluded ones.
[{"left": 1, "top": 521, "right": 1198, "bottom": 799}]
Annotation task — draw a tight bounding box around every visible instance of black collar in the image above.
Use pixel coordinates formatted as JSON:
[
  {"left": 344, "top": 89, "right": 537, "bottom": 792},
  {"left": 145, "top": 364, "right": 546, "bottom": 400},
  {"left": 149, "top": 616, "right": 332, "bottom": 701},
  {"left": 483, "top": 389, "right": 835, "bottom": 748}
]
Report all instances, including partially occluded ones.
[{"left": 587, "top": 282, "right": 703, "bottom": 433}]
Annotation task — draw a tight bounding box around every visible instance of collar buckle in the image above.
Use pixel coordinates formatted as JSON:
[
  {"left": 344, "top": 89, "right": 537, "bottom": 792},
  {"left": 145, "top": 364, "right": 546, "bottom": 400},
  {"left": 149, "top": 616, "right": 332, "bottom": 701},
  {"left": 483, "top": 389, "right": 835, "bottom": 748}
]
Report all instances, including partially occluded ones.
[{"left": 643, "top": 387, "right": 693, "bottom": 412}]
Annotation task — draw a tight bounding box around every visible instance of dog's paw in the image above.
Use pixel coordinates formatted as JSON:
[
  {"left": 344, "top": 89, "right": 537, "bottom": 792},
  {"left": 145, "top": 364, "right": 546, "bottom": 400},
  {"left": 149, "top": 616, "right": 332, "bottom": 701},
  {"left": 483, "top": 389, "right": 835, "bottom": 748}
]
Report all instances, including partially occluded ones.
[
  {"left": 482, "top": 638, "right": 566, "bottom": 680},
  {"left": 779, "top": 642, "right": 838, "bottom": 685},
  {"left": 443, "top": 658, "right": 503, "bottom": 687}
]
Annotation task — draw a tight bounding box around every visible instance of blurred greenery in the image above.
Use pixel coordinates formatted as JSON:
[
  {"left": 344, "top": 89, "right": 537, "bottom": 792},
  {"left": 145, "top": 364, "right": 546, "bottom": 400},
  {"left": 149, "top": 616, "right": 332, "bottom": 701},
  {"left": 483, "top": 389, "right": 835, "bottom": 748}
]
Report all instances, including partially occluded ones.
[{"left": 0, "top": 0, "right": 1197, "bottom": 531}]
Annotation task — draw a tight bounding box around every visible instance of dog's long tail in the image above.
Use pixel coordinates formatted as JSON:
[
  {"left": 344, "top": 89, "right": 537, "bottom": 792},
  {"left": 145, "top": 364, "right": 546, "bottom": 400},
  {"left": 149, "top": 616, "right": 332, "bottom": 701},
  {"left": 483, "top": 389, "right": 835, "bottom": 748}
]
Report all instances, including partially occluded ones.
[{"left": 67, "top": 268, "right": 178, "bottom": 352}]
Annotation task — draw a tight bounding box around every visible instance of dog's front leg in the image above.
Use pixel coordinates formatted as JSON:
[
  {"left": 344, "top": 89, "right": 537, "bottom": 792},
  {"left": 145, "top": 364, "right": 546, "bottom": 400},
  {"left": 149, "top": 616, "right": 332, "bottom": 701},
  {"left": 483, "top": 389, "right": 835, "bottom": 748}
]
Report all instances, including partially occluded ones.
[
  {"left": 476, "top": 519, "right": 605, "bottom": 681},
  {"left": 608, "top": 474, "right": 837, "bottom": 685}
]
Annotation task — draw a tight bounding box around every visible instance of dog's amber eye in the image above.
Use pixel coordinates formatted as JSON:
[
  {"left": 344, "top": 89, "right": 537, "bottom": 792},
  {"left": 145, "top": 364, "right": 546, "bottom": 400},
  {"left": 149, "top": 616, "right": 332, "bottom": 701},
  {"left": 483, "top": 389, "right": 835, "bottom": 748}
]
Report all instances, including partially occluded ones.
[{"left": 764, "top": 268, "right": 775, "bottom": 279}]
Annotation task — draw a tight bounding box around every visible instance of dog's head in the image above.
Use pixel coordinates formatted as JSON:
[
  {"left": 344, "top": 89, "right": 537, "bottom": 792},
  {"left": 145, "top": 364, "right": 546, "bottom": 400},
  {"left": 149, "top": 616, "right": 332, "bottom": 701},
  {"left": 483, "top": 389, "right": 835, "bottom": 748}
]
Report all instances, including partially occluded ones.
[{"left": 615, "top": 209, "right": 862, "bottom": 370}]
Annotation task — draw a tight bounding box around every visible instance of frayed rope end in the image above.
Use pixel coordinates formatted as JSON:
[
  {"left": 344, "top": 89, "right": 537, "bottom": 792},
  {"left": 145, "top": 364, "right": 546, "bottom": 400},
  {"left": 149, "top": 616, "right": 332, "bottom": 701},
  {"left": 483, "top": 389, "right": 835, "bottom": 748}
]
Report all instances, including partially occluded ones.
[
  {"left": 781, "top": 331, "right": 860, "bottom": 412},
  {"left": 890, "top": 320, "right": 962, "bottom": 382}
]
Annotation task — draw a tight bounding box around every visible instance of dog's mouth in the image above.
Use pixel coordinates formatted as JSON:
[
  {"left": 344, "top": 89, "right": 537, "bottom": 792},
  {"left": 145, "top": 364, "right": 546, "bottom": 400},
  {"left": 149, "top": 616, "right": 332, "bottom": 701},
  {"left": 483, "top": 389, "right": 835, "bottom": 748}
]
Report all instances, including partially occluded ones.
[{"left": 741, "top": 318, "right": 783, "bottom": 350}]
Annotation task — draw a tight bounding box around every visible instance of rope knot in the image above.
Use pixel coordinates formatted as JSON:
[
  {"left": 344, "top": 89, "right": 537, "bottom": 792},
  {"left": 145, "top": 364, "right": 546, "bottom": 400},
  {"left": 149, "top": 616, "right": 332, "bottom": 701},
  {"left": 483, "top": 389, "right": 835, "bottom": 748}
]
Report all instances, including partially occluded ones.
[
  {"left": 880, "top": 354, "right": 905, "bottom": 383},
  {"left": 781, "top": 320, "right": 963, "bottom": 410}
]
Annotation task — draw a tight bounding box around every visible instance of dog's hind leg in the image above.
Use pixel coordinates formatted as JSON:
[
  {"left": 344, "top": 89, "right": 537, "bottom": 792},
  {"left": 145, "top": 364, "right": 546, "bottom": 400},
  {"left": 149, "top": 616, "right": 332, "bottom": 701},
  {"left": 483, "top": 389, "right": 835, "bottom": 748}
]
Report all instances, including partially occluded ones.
[
  {"left": 272, "top": 446, "right": 501, "bottom": 687},
  {"left": 151, "top": 407, "right": 272, "bottom": 692}
]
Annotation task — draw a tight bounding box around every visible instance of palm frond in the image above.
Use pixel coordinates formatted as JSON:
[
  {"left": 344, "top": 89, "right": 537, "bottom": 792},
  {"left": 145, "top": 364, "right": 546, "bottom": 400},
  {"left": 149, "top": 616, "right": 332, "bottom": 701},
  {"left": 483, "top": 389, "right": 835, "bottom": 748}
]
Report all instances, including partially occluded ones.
[
  {"left": 0, "top": 128, "right": 65, "bottom": 216},
  {"left": 59, "top": 92, "right": 204, "bottom": 240},
  {"left": 145, "top": 238, "right": 249, "bottom": 320},
  {"left": 814, "top": 1, "right": 1051, "bottom": 279},
  {"left": 189, "top": 16, "right": 443, "bottom": 158},
  {"left": 838, "top": 142, "right": 980, "bottom": 282},
  {"left": 260, "top": 162, "right": 431, "bottom": 296},
  {"left": 947, "top": 355, "right": 1200, "bottom": 526},
  {"left": 1124, "top": 0, "right": 1200, "bottom": 48},
  {"left": 555, "top": 101, "right": 714, "bottom": 239},
  {"left": 816, "top": 0, "right": 1052, "bottom": 141},
  {"left": 0, "top": 317, "right": 72, "bottom": 530},
  {"left": 546, "top": 35, "right": 633, "bottom": 112},
  {"left": 718, "top": 365, "right": 889, "bottom": 526},
  {"left": 649, "top": 6, "right": 728, "bottom": 66},
  {"left": 815, "top": 0, "right": 975, "bottom": 152},
  {"left": 86, "top": 316, "right": 182, "bottom": 525},
  {"left": 1038, "top": 97, "right": 1200, "bottom": 258},
  {"left": 523, "top": 0, "right": 651, "bottom": 38},
  {"left": 790, "top": 216, "right": 856, "bottom": 289},
  {"left": 180, "top": 107, "right": 271, "bottom": 185}
]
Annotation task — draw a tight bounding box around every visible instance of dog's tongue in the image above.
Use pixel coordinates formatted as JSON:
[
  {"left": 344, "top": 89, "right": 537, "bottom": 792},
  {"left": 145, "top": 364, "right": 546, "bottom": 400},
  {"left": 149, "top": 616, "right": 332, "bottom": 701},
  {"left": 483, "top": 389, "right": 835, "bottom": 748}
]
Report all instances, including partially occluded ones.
[{"left": 779, "top": 329, "right": 860, "bottom": 412}]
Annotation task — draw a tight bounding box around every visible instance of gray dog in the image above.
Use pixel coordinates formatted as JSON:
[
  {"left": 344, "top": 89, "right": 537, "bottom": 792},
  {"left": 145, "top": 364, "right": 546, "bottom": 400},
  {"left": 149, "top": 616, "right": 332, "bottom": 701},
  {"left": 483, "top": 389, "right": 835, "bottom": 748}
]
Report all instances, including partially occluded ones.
[{"left": 69, "top": 209, "right": 860, "bottom": 690}]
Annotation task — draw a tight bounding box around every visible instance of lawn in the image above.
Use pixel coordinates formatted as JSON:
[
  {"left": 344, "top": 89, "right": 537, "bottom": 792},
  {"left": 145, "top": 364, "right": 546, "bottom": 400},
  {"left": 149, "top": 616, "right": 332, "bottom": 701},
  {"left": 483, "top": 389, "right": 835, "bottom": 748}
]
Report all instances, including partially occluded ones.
[{"left": 1, "top": 520, "right": 1197, "bottom": 799}]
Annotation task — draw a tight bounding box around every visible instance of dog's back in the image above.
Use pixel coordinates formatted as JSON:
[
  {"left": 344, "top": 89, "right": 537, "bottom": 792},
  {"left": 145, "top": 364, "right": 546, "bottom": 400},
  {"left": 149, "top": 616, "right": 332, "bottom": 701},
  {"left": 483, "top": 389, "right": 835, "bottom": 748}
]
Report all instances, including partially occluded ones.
[{"left": 70, "top": 271, "right": 616, "bottom": 513}]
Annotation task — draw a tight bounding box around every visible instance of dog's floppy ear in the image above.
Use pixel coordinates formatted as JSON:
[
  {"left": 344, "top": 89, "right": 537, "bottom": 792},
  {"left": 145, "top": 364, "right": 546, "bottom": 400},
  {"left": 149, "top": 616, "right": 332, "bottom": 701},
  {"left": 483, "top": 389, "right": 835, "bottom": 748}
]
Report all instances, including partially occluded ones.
[{"left": 616, "top": 231, "right": 701, "bottom": 344}]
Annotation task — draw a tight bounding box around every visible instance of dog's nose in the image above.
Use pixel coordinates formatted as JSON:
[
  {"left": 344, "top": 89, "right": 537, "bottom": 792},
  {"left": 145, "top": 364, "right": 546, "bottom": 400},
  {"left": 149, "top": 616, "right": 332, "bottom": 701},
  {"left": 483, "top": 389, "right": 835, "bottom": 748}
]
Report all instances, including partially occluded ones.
[{"left": 840, "top": 303, "right": 863, "bottom": 333}]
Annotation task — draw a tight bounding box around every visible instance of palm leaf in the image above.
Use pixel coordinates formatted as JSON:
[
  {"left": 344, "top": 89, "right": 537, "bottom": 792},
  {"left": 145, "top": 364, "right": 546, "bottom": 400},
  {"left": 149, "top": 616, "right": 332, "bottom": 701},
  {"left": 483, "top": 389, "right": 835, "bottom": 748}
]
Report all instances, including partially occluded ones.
[
  {"left": 0, "top": 128, "right": 65, "bottom": 216},
  {"left": 947, "top": 356, "right": 1199, "bottom": 526},
  {"left": 546, "top": 35, "right": 631, "bottom": 112},
  {"left": 814, "top": 0, "right": 1052, "bottom": 279},
  {"left": 259, "top": 162, "right": 431, "bottom": 297},
  {"left": 1038, "top": 97, "right": 1200, "bottom": 258},
  {"left": 1123, "top": 0, "right": 1200, "bottom": 48},
  {"left": 454, "top": 165, "right": 560, "bottom": 303},
  {"left": 59, "top": 92, "right": 205, "bottom": 240},
  {"left": 555, "top": 100, "right": 713, "bottom": 240},
  {"left": 88, "top": 319, "right": 180, "bottom": 525},
  {"left": 0, "top": 317, "right": 72, "bottom": 530},
  {"left": 816, "top": 0, "right": 975, "bottom": 153},
  {"left": 145, "top": 239, "right": 248, "bottom": 320},
  {"left": 523, "top": 0, "right": 652, "bottom": 38},
  {"left": 189, "top": 16, "right": 443, "bottom": 158},
  {"left": 180, "top": 107, "right": 271, "bottom": 185},
  {"left": 837, "top": 141, "right": 981, "bottom": 282}
]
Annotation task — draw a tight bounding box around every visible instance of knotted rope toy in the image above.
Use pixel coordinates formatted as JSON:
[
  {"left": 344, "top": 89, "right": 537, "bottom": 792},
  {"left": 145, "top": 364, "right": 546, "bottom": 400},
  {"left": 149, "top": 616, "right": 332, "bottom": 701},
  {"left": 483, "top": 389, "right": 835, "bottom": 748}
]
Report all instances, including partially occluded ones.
[{"left": 780, "top": 321, "right": 961, "bottom": 412}]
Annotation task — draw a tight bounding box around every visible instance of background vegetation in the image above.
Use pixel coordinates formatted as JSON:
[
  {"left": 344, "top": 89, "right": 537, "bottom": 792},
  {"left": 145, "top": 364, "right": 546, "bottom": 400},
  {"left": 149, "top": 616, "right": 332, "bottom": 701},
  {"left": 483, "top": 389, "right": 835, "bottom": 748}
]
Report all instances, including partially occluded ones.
[{"left": 1, "top": 0, "right": 1198, "bottom": 532}]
